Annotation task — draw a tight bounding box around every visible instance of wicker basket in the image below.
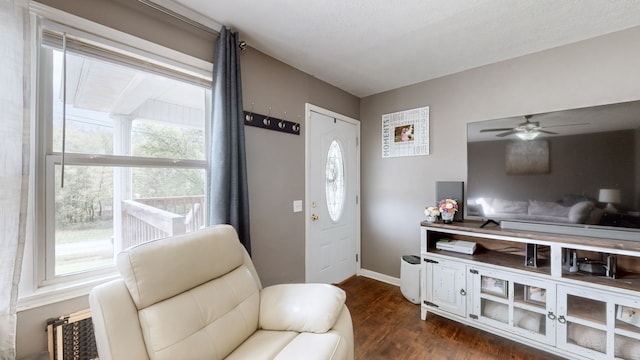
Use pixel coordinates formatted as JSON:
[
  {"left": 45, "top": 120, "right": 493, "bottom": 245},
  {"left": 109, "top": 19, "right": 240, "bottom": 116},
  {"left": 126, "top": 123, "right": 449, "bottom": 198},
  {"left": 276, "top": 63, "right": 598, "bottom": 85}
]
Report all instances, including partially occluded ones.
[{"left": 46, "top": 309, "right": 99, "bottom": 360}]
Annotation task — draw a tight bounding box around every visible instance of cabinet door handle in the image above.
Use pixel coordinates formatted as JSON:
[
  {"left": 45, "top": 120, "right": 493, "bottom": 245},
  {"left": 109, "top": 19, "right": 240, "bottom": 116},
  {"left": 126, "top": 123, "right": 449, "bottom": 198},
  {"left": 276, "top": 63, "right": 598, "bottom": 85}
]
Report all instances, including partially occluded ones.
[
  {"left": 558, "top": 315, "right": 566, "bottom": 324},
  {"left": 460, "top": 289, "right": 466, "bottom": 296},
  {"left": 547, "top": 311, "right": 556, "bottom": 320}
]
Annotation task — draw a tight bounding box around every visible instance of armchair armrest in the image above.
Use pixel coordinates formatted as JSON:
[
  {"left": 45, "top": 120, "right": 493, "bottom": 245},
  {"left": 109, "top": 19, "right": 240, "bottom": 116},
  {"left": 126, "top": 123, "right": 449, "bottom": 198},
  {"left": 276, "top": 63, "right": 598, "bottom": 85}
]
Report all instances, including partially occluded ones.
[{"left": 259, "top": 283, "right": 347, "bottom": 333}]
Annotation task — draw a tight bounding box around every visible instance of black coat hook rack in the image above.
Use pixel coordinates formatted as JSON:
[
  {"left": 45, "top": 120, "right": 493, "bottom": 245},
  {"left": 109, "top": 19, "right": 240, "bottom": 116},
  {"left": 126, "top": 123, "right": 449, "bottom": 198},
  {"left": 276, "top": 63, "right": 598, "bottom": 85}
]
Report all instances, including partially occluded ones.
[{"left": 243, "top": 110, "right": 300, "bottom": 135}]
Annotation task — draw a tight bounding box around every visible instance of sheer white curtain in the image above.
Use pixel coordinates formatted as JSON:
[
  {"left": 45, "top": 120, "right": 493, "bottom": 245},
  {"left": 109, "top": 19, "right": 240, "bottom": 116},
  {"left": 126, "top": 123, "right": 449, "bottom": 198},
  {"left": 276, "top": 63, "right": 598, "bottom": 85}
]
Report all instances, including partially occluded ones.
[{"left": 0, "top": 0, "right": 30, "bottom": 359}]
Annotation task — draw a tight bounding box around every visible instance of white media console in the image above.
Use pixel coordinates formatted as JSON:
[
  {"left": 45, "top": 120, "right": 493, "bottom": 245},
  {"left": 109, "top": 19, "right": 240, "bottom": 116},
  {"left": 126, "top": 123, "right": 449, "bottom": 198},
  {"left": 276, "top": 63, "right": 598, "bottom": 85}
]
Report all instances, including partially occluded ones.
[{"left": 421, "top": 221, "right": 640, "bottom": 360}]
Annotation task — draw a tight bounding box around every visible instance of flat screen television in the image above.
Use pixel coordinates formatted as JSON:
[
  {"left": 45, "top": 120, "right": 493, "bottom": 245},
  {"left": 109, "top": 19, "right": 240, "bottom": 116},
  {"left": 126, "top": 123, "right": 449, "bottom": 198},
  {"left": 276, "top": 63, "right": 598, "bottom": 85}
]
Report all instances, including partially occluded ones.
[{"left": 466, "top": 100, "right": 640, "bottom": 241}]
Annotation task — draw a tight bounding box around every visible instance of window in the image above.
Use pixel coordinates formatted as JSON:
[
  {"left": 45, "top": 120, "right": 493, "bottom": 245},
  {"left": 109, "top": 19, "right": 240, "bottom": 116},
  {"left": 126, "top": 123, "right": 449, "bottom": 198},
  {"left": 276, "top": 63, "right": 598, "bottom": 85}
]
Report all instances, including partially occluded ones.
[{"left": 36, "top": 23, "right": 211, "bottom": 286}]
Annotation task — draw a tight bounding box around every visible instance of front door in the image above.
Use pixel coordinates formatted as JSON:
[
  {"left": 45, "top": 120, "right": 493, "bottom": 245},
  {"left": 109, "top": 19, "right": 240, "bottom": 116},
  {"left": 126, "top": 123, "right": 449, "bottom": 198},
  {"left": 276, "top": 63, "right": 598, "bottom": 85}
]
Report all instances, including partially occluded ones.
[{"left": 305, "top": 104, "right": 359, "bottom": 284}]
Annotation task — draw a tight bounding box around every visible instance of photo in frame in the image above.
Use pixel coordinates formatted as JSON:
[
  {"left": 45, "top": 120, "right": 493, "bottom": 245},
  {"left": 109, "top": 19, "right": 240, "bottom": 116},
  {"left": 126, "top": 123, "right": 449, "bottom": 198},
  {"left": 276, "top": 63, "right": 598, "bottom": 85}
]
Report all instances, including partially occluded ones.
[
  {"left": 616, "top": 305, "right": 640, "bottom": 328},
  {"left": 524, "top": 286, "right": 546, "bottom": 305},
  {"left": 481, "top": 276, "right": 508, "bottom": 298}
]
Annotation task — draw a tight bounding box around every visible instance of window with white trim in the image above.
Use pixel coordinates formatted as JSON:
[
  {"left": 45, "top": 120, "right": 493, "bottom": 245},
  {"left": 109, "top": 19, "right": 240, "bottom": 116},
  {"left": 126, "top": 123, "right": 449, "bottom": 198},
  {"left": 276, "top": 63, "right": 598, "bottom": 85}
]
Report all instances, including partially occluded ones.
[{"left": 36, "top": 21, "right": 211, "bottom": 287}]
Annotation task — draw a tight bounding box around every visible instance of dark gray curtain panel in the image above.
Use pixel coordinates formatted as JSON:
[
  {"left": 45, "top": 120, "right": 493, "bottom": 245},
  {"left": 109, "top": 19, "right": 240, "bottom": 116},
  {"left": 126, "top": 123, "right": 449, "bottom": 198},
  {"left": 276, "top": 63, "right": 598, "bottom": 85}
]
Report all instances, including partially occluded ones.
[{"left": 208, "top": 26, "right": 251, "bottom": 254}]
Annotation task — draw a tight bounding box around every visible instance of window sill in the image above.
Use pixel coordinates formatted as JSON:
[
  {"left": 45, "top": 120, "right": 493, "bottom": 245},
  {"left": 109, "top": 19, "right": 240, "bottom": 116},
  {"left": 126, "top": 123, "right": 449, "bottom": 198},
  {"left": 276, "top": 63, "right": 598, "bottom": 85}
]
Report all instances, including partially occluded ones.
[{"left": 17, "top": 272, "right": 118, "bottom": 312}]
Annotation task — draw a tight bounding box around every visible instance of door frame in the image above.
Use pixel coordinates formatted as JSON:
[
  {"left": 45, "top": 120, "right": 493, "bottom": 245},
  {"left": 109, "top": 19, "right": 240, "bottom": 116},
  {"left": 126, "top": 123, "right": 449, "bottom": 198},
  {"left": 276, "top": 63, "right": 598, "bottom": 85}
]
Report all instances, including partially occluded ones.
[{"left": 304, "top": 103, "right": 361, "bottom": 283}]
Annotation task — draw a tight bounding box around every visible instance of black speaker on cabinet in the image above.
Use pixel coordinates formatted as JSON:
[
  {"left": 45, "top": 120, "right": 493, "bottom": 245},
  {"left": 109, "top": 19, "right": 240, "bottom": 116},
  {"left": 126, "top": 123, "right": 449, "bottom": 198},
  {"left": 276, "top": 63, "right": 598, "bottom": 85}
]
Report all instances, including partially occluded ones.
[
  {"left": 436, "top": 181, "right": 464, "bottom": 222},
  {"left": 525, "top": 243, "right": 538, "bottom": 267}
]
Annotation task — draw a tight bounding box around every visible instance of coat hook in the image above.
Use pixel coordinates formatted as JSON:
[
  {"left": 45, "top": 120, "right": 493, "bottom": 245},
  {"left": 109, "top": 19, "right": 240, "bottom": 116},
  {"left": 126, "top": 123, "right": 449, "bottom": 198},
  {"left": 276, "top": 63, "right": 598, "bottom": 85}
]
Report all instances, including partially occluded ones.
[
  {"left": 278, "top": 111, "right": 287, "bottom": 129},
  {"left": 292, "top": 115, "right": 301, "bottom": 132},
  {"left": 245, "top": 102, "right": 254, "bottom": 122},
  {"left": 263, "top": 107, "right": 272, "bottom": 126}
]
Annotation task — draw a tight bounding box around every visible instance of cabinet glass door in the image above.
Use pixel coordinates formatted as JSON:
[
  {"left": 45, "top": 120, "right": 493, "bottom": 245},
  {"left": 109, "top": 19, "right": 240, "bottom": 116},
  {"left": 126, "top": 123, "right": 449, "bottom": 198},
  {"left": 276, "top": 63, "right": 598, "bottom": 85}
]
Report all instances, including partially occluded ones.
[
  {"left": 565, "top": 293, "right": 607, "bottom": 357},
  {"left": 512, "top": 281, "right": 552, "bottom": 338},
  {"left": 472, "top": 269, "right": 555, "bottom": 346},
  {"left": 557, "top": 285, "right": 640, "bottom": 360},
  {"left": 478, "top": 272, "right": 510, "bottom": 326}
]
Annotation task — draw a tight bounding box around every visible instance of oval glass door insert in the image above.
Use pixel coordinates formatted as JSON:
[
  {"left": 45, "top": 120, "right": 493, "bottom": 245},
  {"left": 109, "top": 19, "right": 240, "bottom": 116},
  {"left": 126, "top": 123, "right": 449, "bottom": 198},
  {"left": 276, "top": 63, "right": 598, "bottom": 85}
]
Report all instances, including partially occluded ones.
[{"left": 325, "top": 139, "right": 345, "bottom": 222}]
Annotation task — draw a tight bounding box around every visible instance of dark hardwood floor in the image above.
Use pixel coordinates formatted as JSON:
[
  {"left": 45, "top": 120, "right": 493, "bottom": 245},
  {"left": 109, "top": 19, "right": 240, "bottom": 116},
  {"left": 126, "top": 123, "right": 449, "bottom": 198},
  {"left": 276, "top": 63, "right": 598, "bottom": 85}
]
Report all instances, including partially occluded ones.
[{"left": 337, "top": 276, "right": 563, "bottom": 360}]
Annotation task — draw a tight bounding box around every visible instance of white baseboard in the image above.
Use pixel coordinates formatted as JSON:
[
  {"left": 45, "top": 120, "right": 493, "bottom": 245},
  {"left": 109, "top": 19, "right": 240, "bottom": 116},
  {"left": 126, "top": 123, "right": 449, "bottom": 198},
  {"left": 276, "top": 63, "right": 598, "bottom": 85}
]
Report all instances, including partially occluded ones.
[{"left": 358, "top": 269, "right": 400, "bottom": 287}]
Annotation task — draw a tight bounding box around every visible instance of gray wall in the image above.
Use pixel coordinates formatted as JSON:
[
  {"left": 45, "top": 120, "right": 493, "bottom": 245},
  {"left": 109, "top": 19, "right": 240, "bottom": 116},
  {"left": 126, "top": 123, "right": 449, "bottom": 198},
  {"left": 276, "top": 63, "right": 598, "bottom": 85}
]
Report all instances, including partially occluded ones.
[
  {"left": 17, "top": 1, "right": 358, "bottom": 358},
  {"left": 359, "top": 25, "right": 640, "bottom": 278},
  {"left": 241, "top": 48, "right": 359, "bottom": 286}
]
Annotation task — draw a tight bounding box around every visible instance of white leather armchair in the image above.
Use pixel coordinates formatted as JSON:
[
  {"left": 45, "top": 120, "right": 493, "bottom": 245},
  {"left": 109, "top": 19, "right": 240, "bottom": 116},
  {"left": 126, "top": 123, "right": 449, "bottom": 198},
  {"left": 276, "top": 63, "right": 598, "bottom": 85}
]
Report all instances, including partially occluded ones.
[{"left": 90, "top": 225, "right": 354, "bottom": 360}]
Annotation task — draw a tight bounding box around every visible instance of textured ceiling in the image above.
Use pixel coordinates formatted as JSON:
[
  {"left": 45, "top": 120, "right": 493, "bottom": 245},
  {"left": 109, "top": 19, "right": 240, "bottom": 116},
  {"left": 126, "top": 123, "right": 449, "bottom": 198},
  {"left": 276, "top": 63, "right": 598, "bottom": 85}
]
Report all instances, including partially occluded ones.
[{"left": 173, "top": 0, "right": 640, "bottom": 97}]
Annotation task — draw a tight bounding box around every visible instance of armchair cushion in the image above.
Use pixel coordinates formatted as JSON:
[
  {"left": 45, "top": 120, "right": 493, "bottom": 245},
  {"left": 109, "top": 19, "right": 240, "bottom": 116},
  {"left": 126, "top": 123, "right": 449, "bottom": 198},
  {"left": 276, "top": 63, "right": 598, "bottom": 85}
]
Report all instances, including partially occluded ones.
[
  {"left": 259, "top": 284, "right": 347, "bottom": 333},
  {"left": 117, "top": 225, "right": 253, "bottom": 309}
]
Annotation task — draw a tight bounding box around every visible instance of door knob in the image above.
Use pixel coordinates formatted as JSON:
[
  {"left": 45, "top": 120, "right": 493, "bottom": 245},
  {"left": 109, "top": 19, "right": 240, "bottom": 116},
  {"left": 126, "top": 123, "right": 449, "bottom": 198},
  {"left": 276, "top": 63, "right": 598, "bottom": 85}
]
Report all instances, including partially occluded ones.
[{"left": 311, "top": 214, "right": 319, "bottom": 221}]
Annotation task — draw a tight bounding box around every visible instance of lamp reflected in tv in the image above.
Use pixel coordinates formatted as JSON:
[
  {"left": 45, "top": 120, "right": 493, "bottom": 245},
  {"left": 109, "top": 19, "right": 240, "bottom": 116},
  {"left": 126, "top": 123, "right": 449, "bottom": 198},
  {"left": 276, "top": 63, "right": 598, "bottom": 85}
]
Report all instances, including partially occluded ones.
[{"left": 599, "top": 188, "right": 621, "bottom": 213}]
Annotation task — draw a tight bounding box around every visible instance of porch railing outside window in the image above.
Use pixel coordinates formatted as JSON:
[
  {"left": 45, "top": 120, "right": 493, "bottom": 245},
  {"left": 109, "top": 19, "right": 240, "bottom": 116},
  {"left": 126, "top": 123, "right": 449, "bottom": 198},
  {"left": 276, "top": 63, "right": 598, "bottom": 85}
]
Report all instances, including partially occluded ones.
[{"left": 122, "top": 195, "right": 204, "bottom": 248}]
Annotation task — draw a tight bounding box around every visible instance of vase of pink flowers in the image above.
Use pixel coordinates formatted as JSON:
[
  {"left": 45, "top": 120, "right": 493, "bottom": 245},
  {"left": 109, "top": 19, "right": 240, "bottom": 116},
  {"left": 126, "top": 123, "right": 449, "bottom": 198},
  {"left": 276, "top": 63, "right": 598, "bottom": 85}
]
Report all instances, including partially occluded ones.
[{"left": 438, "top": 199, "right": 458, "bottom": 224}]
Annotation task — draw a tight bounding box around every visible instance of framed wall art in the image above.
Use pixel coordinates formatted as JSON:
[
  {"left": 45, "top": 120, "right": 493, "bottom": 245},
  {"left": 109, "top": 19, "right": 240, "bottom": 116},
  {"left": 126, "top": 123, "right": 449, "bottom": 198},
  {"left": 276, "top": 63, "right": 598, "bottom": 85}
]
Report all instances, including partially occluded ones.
[
  {"left": 381, "top": 106, "right": 429, "bottom": 158},
  {"left": 505, "top": 140, "right": 549, "bottom": 175}
]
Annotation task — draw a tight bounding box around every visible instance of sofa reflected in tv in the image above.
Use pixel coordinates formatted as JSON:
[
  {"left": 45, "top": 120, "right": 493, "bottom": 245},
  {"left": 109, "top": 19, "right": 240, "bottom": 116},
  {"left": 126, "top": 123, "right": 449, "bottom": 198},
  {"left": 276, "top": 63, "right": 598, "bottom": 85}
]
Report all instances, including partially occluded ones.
[
  {"left": 468, "top": 197, "right": 604, "bottom": 225},
  {"left": 466, "top": 196, "right": 640, "bottom": 241}
]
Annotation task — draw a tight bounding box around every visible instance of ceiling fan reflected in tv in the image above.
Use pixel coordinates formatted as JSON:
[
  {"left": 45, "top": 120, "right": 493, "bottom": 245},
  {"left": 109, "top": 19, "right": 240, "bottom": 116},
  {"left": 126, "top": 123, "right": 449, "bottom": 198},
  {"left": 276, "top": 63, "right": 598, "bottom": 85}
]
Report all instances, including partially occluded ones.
[{"left": 479, "top": 114, "right": 588, "bottom": 140}]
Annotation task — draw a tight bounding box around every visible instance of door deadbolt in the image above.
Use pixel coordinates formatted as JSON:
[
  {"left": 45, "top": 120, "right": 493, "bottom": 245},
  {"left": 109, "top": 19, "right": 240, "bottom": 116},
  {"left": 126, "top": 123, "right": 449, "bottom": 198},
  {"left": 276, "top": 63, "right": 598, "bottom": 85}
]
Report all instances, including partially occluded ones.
[{"left": 311, "top": 214, "right": 319, "bottom": 221}]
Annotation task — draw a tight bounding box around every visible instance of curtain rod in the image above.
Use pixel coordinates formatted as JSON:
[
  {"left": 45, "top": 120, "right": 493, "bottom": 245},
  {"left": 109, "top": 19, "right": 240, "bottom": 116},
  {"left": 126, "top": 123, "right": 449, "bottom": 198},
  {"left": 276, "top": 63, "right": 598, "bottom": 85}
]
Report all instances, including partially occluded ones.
[{"left": 136, "top": 0, "right": 220, "bottom": 35}]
